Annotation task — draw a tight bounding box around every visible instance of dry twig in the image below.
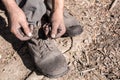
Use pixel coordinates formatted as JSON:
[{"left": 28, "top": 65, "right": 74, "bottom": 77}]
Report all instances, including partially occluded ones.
[
  {"left": 81, "top": 68, "right": 96, "bottom": 74},
  {"left": 109, "top": 0, "right": 119, "bottom": 11}
]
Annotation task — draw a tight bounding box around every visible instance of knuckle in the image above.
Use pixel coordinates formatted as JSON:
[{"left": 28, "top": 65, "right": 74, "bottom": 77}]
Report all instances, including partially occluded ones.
[{"left": 22, "top": 23, "right": 29, "bottom": 28}]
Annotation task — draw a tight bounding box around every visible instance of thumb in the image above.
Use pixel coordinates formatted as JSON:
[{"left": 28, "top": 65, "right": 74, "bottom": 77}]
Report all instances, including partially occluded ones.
[
  {"left": 51, "top": 23, "right": 58, "bottom": 38},
  {"left": 21, "top": 21, "right": 32, "bottom": 37}
]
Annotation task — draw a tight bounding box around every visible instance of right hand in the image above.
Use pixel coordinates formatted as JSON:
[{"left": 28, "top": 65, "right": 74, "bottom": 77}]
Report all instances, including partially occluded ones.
[{"left": 9, "top": 7, "right": 32, "bottom": 41}]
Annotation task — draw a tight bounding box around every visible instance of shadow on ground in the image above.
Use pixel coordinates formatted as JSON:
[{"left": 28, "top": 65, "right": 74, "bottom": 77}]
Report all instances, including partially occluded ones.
[{"left": 0, "top": 2, "right": 43, "bottom": 76}]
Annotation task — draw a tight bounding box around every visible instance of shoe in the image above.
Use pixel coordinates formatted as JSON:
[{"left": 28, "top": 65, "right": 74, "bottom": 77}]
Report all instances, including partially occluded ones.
[
  {"left": 28, "top": 23, "right": 69, "bottom": 78},
  {"left": 62, "top": 11, "right": 83, "bottom": 37}
]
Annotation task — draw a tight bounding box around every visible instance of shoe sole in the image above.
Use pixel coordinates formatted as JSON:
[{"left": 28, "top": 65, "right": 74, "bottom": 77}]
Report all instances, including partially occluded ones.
[{"left": 44, "top": 67, "right": 69, "bottom": 78}]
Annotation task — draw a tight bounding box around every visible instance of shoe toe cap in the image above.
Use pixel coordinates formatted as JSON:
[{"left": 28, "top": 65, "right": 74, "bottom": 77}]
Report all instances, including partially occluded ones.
[
  {"left": 63, "top": 25, "right": 83, "bottom": 37},
  {"left": 36, "top": 53, "right": 69, "bottom": 78}
]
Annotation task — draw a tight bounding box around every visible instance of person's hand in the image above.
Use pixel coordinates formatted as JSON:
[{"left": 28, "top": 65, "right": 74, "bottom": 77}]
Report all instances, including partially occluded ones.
[
  {"left": 9, "top": 7, "right": 32, "bottom": 41},
  {"left": 50, "top": 10, "right": 66, "bottom": 38},
  {"left": 2, "top": 0, "right": 32, "bottom": 41}
]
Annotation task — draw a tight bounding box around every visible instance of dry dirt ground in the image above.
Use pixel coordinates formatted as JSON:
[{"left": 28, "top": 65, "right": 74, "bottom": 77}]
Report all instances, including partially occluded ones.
[{"left": 0, "top": 0, "right": 120, "bottom": 80}]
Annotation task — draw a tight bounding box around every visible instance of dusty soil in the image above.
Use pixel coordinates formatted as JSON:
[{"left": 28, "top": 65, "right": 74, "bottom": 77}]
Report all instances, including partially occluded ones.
[{"left": 0, "top": 0, "right": 120, "bottom": 80}]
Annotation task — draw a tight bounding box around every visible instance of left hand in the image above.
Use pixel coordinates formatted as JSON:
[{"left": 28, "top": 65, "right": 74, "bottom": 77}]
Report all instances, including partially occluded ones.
[{"left": 50, "top": 10, "right": 66, "bottom": 38}]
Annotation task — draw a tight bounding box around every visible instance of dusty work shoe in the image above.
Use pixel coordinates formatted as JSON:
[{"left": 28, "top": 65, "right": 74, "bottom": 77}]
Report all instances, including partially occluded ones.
[
  {"left": 28, "top": 24, "right": 69, "bottom": 78},
  {"left": 62, "top": 11, "right": 83, "bottom": 37},
  {"left": 62, "top": 25, "right": 83, "bottom": 37}
]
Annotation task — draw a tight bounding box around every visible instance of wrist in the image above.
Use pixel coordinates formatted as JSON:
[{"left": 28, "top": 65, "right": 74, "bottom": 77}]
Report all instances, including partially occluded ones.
[
  {"left": 53, "top": 0, "right": 64, "bottom": 12},
  {"left": 53, "top": 9, "right": 63, "bottom": 14},
  {"left": 2, "top": 0, "right": 19, "bottom": 13}
]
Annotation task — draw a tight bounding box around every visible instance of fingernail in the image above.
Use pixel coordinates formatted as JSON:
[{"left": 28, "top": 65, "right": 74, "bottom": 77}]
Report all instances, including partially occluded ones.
[
  {"left": 0, "top": 54, "right": 2, "bottom": 59},
  {"left": 28, "top": 33, "right": 32, "bottom": 37},
  {"left": 51, "top": 34, "right": 55, "bottom": 38}
]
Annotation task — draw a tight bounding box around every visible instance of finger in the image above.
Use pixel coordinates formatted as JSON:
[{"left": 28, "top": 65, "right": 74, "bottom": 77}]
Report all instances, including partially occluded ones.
[
  {"left": 56, "top": 25, "right": 66, "bottom": 38},
  {"left": 43, "top": 23, "right": 49, "bottom": 36},
  {"left": 51, "top": 23, "right": 59, "bottom": 38},
  {"left": 17, "top": 28, "right": 31, "bottom": 40},
  {"left": 20, "top": 21, "right": 32, "bottom": 37},
  {"left": 29, "top": 24, "right": 34, "bottom": 33},
  {"left": 12, "top": 28, "right": 31, "bottom": 41}
]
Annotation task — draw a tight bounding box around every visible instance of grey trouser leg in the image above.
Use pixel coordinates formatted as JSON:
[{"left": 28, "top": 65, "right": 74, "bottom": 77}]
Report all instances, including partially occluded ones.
[
  {"left": 16, "top": 0, "right": 78, "bottom": 27},
  {"left": 16, "top": 0, "right": 46, "bottom": 26}
]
